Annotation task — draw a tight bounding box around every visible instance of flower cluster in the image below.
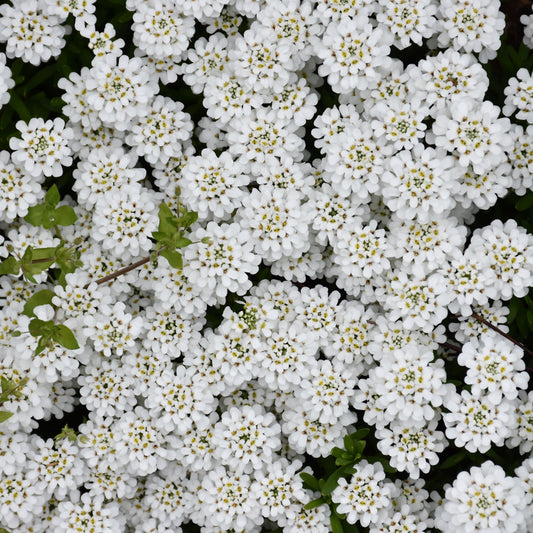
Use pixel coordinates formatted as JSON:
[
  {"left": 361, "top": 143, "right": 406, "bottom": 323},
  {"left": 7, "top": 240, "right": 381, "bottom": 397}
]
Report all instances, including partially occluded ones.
[{"left": 0, "top": 1, "right": 532, "bottom": 533}]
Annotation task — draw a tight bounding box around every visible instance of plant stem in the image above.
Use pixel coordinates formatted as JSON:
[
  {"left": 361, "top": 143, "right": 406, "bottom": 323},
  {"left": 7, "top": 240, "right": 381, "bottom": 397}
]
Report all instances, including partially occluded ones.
[
  {"left": 31, "top": 257, "right": 55, "bottom": 264},
  {"left": 83, "top": 246, "right": 166, "bottom": 289},
  {"left": 441, "top": 342, "right": 462, "bottom": 352},
  {"left": 470, "top": 312, "right": 533, "bottom": 358}
]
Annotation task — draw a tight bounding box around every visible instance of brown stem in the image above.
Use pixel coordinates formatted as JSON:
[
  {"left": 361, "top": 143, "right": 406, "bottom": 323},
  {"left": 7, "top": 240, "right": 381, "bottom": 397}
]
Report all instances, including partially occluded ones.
[
  {"left": 83, "top": 247, "right": 165, "bottom": 289},
  {"left": 470, "top": 312, "right": 533, "bottom": 358},
  {"left": 441, "top": 342, "right": 462, "bottom": 352}
]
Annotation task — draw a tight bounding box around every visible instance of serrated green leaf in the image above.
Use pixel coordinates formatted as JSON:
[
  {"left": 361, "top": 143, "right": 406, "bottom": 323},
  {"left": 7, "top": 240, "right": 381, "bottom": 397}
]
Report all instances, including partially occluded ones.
[
  {"left": 53, "top": 205, "right": 78, "bottom": 226},
  {"left": 0, "top": 411, "right": 13, "bottom": 423},
  {"left": 23, "top": 289, "right": 56, "bottom": 318},
  {"left": 300, "top": 472, "right": 320, "bottom": 491},
  {"left": 160, "top": 249, "right": 183, "bottom": 269},
  {"left": 303, "top": 497, "right": 325, "bottom": 511},
  {"left": 45, "top": 185, "right": 60, "bottom": 207},
  {"left": 24, "top": 203, "right": 46, "bottom": 226},
  {"left": 52, "top": 324, "right": 79, "bottom": 350},
  {"left": 0, "top": 256, "right": 20, "bottom": 276},
  {"left": 330, "top": 513, "right": 343, "bottom": 533}
]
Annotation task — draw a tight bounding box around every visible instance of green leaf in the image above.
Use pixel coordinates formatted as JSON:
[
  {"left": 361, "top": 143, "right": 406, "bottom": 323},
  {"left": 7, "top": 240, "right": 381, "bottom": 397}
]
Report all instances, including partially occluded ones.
[
  {"left": 440, "top": 451, "right": 467, "bottom": 469},
  {"left": 45, "top": 185, "right": 60, "bottom": 207},
  {"left": 29, "top": 318, "right": 51, "bottom": 337},
  {"left": 0, "top": 256, "right": 20, "bottom": 276},
  {"left": 24, "top": 203, "right": 46, "bottom": 226},
  {"left": 35, "top": 335, "right": 51, "bottom": 355},
  {"left": 343, "top": 434, "right": 355, "bottom": 454},
  {"left": 331, "top": 446, "right": 344, "bottom": 458},
  {"left": 330, "top": 513, "right": 344, "bottom": 533},
  {"left": 300, "top": 472, "right": 320, "bottom": 491},
  {"left": 0, "top": 411, "right": 13, "bottom": 423},
  {"left": 178, "top": 210, "right": 198, "bottom": 228},
  {"left": 1, "top": 377, "right": 12, "bottom": 393},
  {"left": 174, "top": 236, "right": 193, "bottom": 249},
  {"left": 352, "top": 440, "right": 366, "bottom": 457},
  {"left": 160, "top": 249, "right": 183, "bottom": 269},
  {"left": 23, "top": 289, "right": 56, "bottom": 318},
  {"left": 322, "top": 467, "right": 347, "bottom": 496},
  {"left": 9, "top": 91, "right": 32, "bottom": 121},
  {"left": 516, "top": 194, "right": 533, "bottom": 211},
  {"left": 52, "top": 324, "right": 79, "bottom": 350},
  {"left": 303, "top": 497, "right": 325, "bottom": 511},
  {"left": 53, "top": 205, "right": 78, "bottom": 226},
  {"left": 349, "top": 428, "right": 370, "bottom": 441}
]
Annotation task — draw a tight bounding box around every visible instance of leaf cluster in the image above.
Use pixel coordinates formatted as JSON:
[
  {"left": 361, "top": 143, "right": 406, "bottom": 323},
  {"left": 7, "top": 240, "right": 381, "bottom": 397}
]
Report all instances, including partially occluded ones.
[{"left": 0, "top": 375, "right": 29, "bottom": 423}]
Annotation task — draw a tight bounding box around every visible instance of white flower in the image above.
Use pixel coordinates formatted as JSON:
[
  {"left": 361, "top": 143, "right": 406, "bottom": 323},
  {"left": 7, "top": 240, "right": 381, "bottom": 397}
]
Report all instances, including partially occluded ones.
[
  {"left": 269, "top": 75, "right": 319, "bottom": 127},
  {"left": 507, "top": 390, "right": 533, "bottom": 454},
  {"left": 434, "top": 461, "right": 529, "bottom": 533},
  {"left": 44, "top": 0, "right": 97, "bottom": 31},
  {"left": 503, "top": 67, "right": 533, "bottom": 122},
  {"left": 91, "top": 184, "right": 160, "bottom": 261},
  {"left": 237, "top": 185, "right": 311, "bottom": 263},
  {"left": 193, "top": 466, "right": 263, "bottom": 531},
  {"left": 0, "top": 52, "right": 14, "bottom": 107},
  {"left": 179, "top": 149, "right": 250, "bottom": 222},
  {"left": 78, "top": 356, "right": 137, "bottom": 416},
  {"left": 430, "top": 97, "right": 512, "bottom": 174},
  {"left": 443, "top": 389, "right": 516, "bottom": 453},
  {"left": 131, "top": 1, "right": 195, "bottom": 60},
  {"left": 380, "top": 145, "right": 460, "bottom": 221},
  {"left": 458, "top": 334, "right": 529, "bottom": 403},
  {"left": 125, "top": 95, "right": 193, "bottom": 166},
  {"left": 86, "top": 22, "right": 125, "bottom": 61},
  {"left": 360, "top": 343, "right": 454, "bottom": 425},
  {"left": 183, "top": 221, "right": 261, "bottom": 304},
  {"left": 449, "top": 301, "right": 509, "bottom": 344},
  {"left": 331, "top": 460, "right": 394, "bottom": 527},
  {"left": 466, "top": 218, "right": 533, "bottom": 300},
  {"left": 83, "top": 301, "right": 145, "bottom": 356},
  {"left": 143, "top": 366, "right": 216, "bottom": 435},
  {"left": 72, "top": 147, "right": 146, "bottom": 209},
  {"left": 370, "top": 97, "right": 428, "bottom": 151},
  {"left": 0, "top": 0, "right": 66, "bottom": 65},
  {"left": 376, "top": 0, "right": 438, "bottom": 49},
  {"left": 437, "top": 0, "right": 505, "bottom": 63},
  {"left": 229, "top": 24, "right": 294, "bottom": 92},
  {"left": 212, "top": 404, "right": 282, "bottom": 473},
  {"left": 376, "top": 418, "right": 447, "bottom": 479},
  {"left": 85, "top": 54, "right": 159, "bottom": 130},
  {"left": 407, "top": 49, "right": 489, "bottom": 113},
  {"left": 313, "top": 15, "right": 393, "bottom": 93},
  {"left": 295, "top": 359, "right": 358, "bottom": 424},
  {"left": 10, "top": 117, "right": 74, "bottom": 178},
  {"left": 52, "top": 493, "right": 124, "bottom": 533}
]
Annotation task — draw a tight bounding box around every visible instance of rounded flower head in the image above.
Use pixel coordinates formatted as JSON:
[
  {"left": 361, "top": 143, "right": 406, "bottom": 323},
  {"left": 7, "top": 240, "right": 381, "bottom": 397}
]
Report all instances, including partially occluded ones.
[
  {"left": 10, "top": 117, "right": 74, "bottom": 178},
  {"left": 434, "top": 461, "right": 529, "bottom": 533}
]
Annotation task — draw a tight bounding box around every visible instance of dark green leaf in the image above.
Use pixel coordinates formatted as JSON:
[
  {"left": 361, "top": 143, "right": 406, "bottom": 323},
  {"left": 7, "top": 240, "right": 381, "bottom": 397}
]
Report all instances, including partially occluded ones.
[
  {"left": 0, "top": 256, "right": 20, "bottom": 276},
  {"left": 9, "top": 91, "right": 32, "bottom": 121},
  {"left": 322, "top": 467, "right": 346, "bottom": 496},
  {"left": 0, "top": 411, "right": 14, "bottom": 423},
  {"left": 28, "top": 318, "right": 50, "bottom": 336},
  {"left": 516, "top": 194, "right": 533, "bottom": 211},
  {"left": 300, "top": 472, "right": 320, "bottom": 491},
  {"left": 330, "top": 513, "right": 343, "bottom": 533},
  {"left": 52, "top": 324, "right": 79, "bottom": 350},
  {"left": 53, "top": 205, "right": 78, "bottom": 226},
  {"left": 45, "top": 185, "right": 60, "bottom": 207},
  {"left": 303, "top": 497, "right": 325, "bottom": 510},
  {"left": 160, "top": 249, "right": 183, "bottom": 269},
  {"left": 349, "top": 428, "right": 370, "bottom": 441},
  {"left": 343, "top": 435, "right": 355, "bottom": 454},
  {"left": 331, "top": 447, "right": 344, "bottom": 458},
  {"left": 23, "top": 289, "right": 56, "bottom": 318},
  {"left": 440, "top": 451, "right": 467, "bottom": 469}
]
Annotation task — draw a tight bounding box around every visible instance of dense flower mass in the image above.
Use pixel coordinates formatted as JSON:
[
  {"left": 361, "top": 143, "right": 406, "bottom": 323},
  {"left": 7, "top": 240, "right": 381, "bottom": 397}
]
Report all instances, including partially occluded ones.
[{"left": 0, "top": 1, "right": 532, "bottom": 533}]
